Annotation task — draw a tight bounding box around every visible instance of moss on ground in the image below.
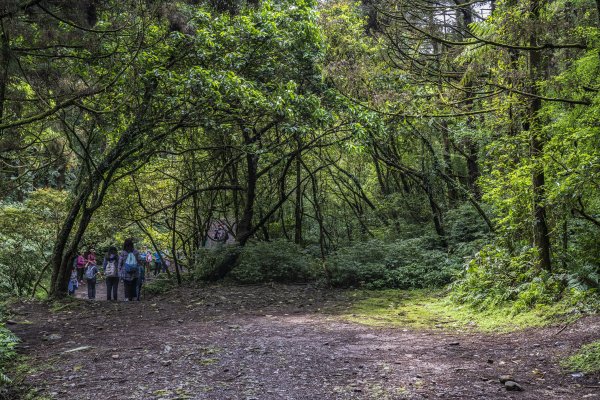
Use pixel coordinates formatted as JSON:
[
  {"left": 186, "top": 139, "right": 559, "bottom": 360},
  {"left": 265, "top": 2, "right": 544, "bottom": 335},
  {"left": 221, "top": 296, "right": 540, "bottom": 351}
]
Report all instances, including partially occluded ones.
[
  {"left": 143, "top": 276, "right": 178, "bottom": 296},
  {"left": 341, "top": 289, "right": 578, "bottom": 332},
  {"left": 561, "top": 341, "right": 600, "bottom": 373}
]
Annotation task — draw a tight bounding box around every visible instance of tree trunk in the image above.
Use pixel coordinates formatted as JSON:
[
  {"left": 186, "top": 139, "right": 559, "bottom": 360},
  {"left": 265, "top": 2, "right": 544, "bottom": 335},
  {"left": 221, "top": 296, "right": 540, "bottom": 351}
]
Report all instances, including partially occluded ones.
[
  {"left": 49, "top": 187, "right": 91, "bottom": 295},
  {"left": 0, "top": 19, "right": 9, "bottom": 130},
  {"left": 172, "top": 185, "right": 182, "bottom": 286},
  {"left": 206, "top": 143, "right": 259, "bottom": 281},
  {"left": 459, "top": 2, "right": 482, "bottom": 201},
  {"left": 529, "top": 0, "right": 552, "bottom": 271},
  {"left": 441, "top": 121, "right": 458, "bottom": 203},
  {"left": 294, "top": 135, "right": 303, "bottom": 244},
  {"left": 237, "top": 152, "right": 258, "bottom": 246}
]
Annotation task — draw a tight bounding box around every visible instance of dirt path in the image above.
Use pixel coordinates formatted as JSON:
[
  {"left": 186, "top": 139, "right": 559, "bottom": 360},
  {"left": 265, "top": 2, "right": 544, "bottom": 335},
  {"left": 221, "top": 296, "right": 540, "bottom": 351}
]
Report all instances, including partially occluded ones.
[
  {"left": 8, "top": 285, "right": 600, "bottom": 399},
  {"left": 75, "top": 269, "right": 163, "bottom": 301}
]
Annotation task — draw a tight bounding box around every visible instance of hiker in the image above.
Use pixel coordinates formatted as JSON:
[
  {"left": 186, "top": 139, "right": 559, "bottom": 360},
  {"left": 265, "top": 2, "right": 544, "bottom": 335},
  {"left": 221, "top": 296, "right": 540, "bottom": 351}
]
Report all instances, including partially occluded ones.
[
  {"left": 85, "top": 258, "right": 99, "bottom": 299},
  {"left": 68, "top": 267, "right": 78, "bottom": 296},
  {"left": 136, "top": 260, "right": 145, "bottom": 301},
  {"left": 103, "top": 246, "right": 120, "bottom": 301},
  {"left": 162, "top": 251, "right": 170, "bottom": 273},
  {"left": 144, "top": 249, "right": 152, "bottom": 272},
  {"left": 119, "top": 238, "right": 140, "bottom": 301},
  {"left": 75, "top": 251, "right": 86, "bottom": 283},
  {"left": 153, "top": 249, "right": 163, "bottom": 276}
]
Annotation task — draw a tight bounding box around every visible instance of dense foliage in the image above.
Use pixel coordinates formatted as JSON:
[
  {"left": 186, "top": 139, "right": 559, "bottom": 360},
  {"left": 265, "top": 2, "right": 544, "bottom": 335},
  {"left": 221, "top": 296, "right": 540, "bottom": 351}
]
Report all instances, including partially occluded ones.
[{"left": 0, "top": 326, "right": 18, "bottom": 386}]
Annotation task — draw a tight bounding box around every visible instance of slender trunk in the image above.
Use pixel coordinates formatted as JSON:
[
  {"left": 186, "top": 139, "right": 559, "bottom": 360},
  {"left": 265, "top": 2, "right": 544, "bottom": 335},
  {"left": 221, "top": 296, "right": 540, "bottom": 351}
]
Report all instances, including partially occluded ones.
[
  {"left": 307, "top": 164, "right": 330, "bottom": 281},
  {"left": 136, "top": 220, "right": 167, "bottom": 277},
  {"left": 562, "top": 212, "right": 568, "bottom": 270},
  {"left": 529, "top": 0, "right": 552, "bottom": 271},
  {"left": 259, "top": 209, "right": 270, "bottom": 241},
  {"left": 459, "top": 2, "right": 482, "bottom": 200},
  {"left": 441, "top": 121, "right": 457, "bottom": 203},
  {"left": 294, "top": 136, "right": 303, "bottom": 244},
  {"left": 190, "top": 151, "right": 203, "bottom": 253},
  {"left": 425, "top": 178, "right": 447, "bottom": 246},
  {"left": 371, "top": 143, "right": 389, "bottom": 195},
  {"left": 231, "top": 153, "right": 240, "bottom": 229},
  {"left": 237, "top": 152, "right": 258, "bottom": 246},
  {"left": 280, "top": 208, "right": 290, "bottom": 240},
  {"left": 0, "top": 20, "right": 9, "bottom": 130},
  {"left": 172, "top": 185, "right": 182, "bottom": 286},
  {"left": 466, "top": 139, "right": 481, "bottom": 200},
  {"left": 192, "top": 190, "right": 202, "bottom": 250}
]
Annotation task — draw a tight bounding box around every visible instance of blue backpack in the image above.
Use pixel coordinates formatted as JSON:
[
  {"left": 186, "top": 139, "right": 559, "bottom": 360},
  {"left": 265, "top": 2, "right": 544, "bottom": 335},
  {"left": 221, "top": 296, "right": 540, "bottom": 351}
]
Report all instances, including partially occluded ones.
[{"left": 124, "top": 252, "right": 138, "bottom": 274}]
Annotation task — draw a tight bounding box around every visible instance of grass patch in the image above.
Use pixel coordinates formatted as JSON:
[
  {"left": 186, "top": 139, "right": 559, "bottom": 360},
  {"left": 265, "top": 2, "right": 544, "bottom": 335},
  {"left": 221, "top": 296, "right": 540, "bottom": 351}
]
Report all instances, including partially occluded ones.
[
  {"left": 561, "top": 341, "right": 600, "bottom": 373},
  {"left": 49, "top": 297, "right": 80, "bottom": 313},
  {"left": 197, "top": 357, "right": 219, "bottom": 366},
  {"left": 342, "top": 289, "right": 578, "bottom": 332},
  {"left": 196, "top": 346, "right": 221, "bottom": 366},
  {"left": 143, "top": 275, "right": 178, "bottom": 296}
]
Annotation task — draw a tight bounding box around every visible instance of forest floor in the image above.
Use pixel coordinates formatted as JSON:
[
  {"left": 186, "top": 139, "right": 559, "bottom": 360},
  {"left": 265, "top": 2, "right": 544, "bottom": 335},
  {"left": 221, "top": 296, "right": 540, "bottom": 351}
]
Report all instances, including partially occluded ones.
[{"left": 6, "top": 282, "right": 600, "bottom": 400}]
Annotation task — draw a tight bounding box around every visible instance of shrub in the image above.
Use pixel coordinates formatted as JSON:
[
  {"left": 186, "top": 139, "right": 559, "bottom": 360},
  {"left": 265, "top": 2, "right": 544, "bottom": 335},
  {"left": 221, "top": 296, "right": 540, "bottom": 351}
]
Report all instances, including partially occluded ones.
[
  {"left": 193, "top": 245, "right": 241, "bottom": 282},
  {"left": 143, "top": 275, "right": 178, "bottom": 296},
  {"left": 233, "top": 240, "right": 316, "bottom": 283},
  {"left": 0, "top": 326, "right": 18, "bottom": 385},
  {"left": 326, "top": 238, "right": 461, "bottom": 289},
  {"left": 195, "top": 240, "right": 317, "bottom": 284},
  {"left": 452, "top": 245, "right": 540, "bottom": 309}
]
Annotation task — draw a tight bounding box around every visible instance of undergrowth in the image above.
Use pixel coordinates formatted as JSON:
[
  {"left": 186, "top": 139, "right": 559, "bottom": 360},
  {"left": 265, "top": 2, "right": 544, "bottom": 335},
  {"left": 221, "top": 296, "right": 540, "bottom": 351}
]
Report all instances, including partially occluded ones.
[
  {"left": 194, "top": 240, "right": 316, "bottom": 284},
  {"left": 143, "top": 275, "right": 179, "bottom": 296},
  {"left": 561, "top": 341, "right": 600, "bottom": 373},
  {"left": 194, "top": 237, "right": 470, "bottom": 289},
  {"left": 450, "top": 244, "right": 600, "bottom": 315},
  {"left": 0, "top": 326, "right": 18, "bottom": 384},
  {"left": 325, "top": 238, "right": 461, "bottom": 289},
  {"left": 342, "top": 289, "right": 581, "bottom": 332}
]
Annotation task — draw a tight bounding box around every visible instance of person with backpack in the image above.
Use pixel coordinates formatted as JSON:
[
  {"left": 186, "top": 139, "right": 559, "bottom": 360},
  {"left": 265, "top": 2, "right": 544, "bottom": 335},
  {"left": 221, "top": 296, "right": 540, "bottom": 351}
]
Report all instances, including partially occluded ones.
[
  {"left": 103, "top": 246, "right": 120, "bottom": 301},
  {"left": 119, "top": 238, "right": 140, "bottom": 301},
  {"left": 153, "top": 250, "right": 163, "bottom": 276},
  {"left": 162, "top": 250, "right": 170, "bottom": 273},
  {"left": 85, "top": 259, "right": 99, "bottom": 299}
]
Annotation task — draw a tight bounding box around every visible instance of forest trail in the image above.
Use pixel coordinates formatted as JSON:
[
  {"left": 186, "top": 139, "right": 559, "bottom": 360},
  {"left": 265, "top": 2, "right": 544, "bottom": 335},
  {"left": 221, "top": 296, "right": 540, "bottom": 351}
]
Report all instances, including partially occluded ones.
[
  {"left": 75, "top": 277, "right": 119, "bottom": 301},
  {"left": 74, "top": 272, "right": 161, "bottom": 302},
  {"left": 8, "top": 285, "right": 600, "bottom": 400}
]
